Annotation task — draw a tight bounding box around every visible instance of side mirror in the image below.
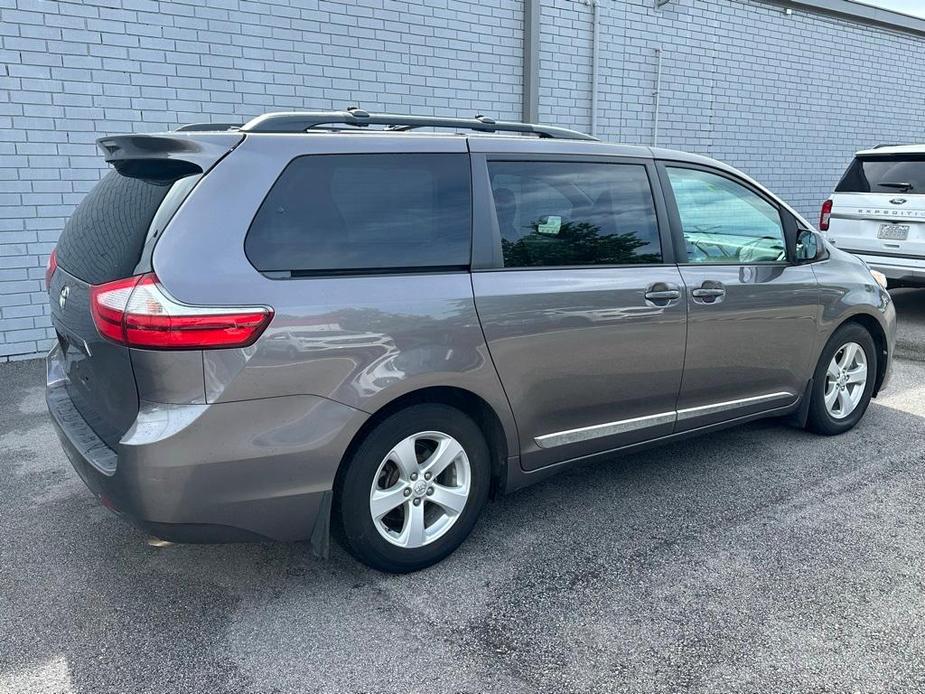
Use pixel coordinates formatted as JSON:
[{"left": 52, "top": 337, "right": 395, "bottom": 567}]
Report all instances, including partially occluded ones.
[{"left": 795, "top": 230, "right": 828, "bottom": 263}]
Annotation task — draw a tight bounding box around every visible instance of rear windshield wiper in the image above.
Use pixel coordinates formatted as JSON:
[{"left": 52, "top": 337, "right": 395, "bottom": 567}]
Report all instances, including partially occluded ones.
[{"left": 877, "top": 181, "right": 914, "bottom": 192}]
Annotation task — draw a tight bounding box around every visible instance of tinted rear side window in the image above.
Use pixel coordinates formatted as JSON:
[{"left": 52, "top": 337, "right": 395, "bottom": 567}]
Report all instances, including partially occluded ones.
[
  {"left": 487, "top": 161, "right": 661, "bottom": 268},
  {"left": 245, "top": 153, "right": 472, "bottom": 274},
  {"left": 56, "top": 170, "right": 198, "bottom": 284},
  {"left": 835, "top": 155, "right": 925, "bottom": 193}
]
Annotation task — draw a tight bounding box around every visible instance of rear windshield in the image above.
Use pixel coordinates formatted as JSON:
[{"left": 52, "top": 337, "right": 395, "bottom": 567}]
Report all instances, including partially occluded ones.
[
  {"left": 835, "top": 155, "right": 925, "bottom": 194},
  {"left": 245, "top": 153, "right": 472, "bottom": 274},
  {"left": 56, "top": 170, "right": 199, "bottom": 284}
]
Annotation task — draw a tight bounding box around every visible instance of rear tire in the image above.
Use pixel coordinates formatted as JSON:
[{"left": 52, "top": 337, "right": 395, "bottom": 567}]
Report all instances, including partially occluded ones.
[
  {"left": 334, "top": 403, "right": 490, "bottom": 573},
  {"left": 806, "top": 323, "right": 877, "bottom": 436}
]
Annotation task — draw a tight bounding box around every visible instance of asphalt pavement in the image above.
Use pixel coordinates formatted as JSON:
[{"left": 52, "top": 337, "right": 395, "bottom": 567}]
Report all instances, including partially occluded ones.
[{"left": 2, "top": 289, "right": 925, "bottom": 693}]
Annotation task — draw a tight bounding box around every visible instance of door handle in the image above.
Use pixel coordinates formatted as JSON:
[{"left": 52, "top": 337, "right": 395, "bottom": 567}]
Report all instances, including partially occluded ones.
[
  {"left": 691, "top": 287, "right": 725, "bottom": 298},
  {"left": 644, "top": 283, "right": 681, "bottom": 304},
  {"left": 691, "top": 281, "right": 726, "bottom": 304},
  {"left": 645, "top": 289, "right": 681, "bottom": 300}
]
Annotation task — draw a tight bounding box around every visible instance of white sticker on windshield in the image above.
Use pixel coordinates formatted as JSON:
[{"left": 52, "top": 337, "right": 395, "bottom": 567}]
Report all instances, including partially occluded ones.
[{"left": 536, "top": 215, "right": 562, "bottom": 236}]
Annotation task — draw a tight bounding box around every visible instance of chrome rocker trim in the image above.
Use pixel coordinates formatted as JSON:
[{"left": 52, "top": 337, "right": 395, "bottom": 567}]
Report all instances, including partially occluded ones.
[{"left": 534, "top": 391, "right": 796, "bottom": 448}]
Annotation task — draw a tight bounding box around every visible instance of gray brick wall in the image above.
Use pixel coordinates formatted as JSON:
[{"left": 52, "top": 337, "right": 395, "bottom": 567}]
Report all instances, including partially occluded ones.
[
  {"left": 538, "top": 0, "right": 925, "bottom": 215},
  {"left": 2, "top": 0, "right": 924, "bottom": 358},
  {"left": 608, "top": 0, "right": 925, "bottom": 218},
  {"left": 0, "top": 0, "right": 524, "bottom": 358}
]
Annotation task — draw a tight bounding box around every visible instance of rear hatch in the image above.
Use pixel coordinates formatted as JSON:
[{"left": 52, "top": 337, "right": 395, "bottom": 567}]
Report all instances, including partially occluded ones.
[
  {"left": 826, "top": 152, "right": 925, "bottom": 260},
  {"left": 48, "top": 132, "right": 242, "bottom": 448}
]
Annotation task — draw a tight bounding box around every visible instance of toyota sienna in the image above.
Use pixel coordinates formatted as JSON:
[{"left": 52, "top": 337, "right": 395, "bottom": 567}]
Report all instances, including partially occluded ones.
[{"left": 46, "top": 110, "right": 896, "bottom": 572}]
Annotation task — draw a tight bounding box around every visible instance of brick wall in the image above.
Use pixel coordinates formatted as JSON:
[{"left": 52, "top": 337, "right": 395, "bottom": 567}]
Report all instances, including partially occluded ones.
[
  {"left": 538, "top": 0, "right": 925, "bottom": 212},
  {"left": 0, "top": 0, "right": 523, "bottom": 358},
  {"left": 2, "top": 0, "right": 924, "bottom": 358}
]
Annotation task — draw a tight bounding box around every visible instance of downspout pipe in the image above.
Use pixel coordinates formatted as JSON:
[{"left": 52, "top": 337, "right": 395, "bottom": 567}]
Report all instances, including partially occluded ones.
[
  {"left": 589, "top": 0, "right": 600, "bottom": 137},
  {"left": 523, "top": 0, "right": 541, "bottom": 123},
  {"left": 653, "top": 47, "right": 662, "bottom": 146}
]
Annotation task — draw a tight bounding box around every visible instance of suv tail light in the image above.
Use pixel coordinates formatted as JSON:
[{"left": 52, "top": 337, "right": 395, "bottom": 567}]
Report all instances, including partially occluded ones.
[
  {"left": 819, "top": 199, "right": 833, "bottom": 232},
  {"left": 90, "top": 273, "right": 273, "bottom": 349},
  {"left": 45, "top": 248, "right": 57, "bottom": 288}
]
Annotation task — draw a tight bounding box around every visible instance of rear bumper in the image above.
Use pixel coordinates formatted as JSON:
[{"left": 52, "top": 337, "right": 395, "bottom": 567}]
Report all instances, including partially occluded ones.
[
  {"left": 46, "top": 346, "right": 367, "bottom": 549},
  {"left": 844, "top": 250, "right": 925, "bottom": 286}
]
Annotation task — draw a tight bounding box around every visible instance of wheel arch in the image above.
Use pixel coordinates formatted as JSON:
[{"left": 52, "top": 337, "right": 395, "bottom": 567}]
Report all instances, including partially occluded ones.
[
  {"left": 836, "top": 313, "right": 889, "bottom": 397},
  {"left": 334, "top": 386, "right": 513, "bottom": 500}
]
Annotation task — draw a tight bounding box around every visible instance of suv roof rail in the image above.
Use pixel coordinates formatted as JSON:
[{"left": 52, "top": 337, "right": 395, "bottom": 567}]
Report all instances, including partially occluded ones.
[
  {"left": 238, "top": 108, "right": 598, "bottom": 141},
  {"left": 175, "top": 122, "right": 244, "bottom": 132},
  {"left": 872, "top": 143, "right": 904, "bottom": 149}
]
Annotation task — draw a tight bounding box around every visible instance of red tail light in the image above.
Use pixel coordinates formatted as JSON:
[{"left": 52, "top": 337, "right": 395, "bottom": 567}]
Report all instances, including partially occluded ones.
[
  {"left": 819, "top": 199, "right": 833, "bottom": 232},
  {"left": 45, "top": 248, "right": 58, "bottom": 288},
  {"left": 90, "top": 273, "right": 273, "bottom": 349}
]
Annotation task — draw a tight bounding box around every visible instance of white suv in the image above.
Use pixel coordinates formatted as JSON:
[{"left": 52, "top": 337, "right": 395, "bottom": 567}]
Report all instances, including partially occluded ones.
[{"left": 821, "top": 145, "right": 925, "bottom": 288}]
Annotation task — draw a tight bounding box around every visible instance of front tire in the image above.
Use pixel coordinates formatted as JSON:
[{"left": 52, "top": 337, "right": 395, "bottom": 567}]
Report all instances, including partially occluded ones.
[
  {"left": 334, "top": 403, "right": 490, "bottom": 573},
  {"left": 806, "top": 323, "right": 877, "bottom": 436}
]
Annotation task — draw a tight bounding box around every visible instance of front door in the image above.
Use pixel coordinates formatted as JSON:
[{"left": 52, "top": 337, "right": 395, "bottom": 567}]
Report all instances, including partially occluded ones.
[
  {"left": 659, "top": 163, "right": 819, "bottom": 431},
  {"left": 470, "top": 156, "right": 687, "bottom": 470}
]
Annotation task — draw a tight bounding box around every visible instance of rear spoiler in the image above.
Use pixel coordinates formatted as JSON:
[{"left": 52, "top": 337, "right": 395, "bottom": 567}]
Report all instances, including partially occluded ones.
[{"left": 96, "top": 132, "right": 244, "bottom": 179}]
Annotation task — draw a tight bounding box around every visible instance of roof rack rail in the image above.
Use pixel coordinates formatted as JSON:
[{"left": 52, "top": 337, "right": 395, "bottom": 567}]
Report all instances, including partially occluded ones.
[
  {"left": 872, "top": 143, "right": 904, "bottom": 149},
  {"left": 175, "top": 122, "right": 243, "bottom": 132},
  {"left": 238, "top": 108, "right": 598, "bottom": 141}
]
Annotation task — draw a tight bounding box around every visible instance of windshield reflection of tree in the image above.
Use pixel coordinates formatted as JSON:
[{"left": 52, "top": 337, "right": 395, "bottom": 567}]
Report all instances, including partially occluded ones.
[{"left": 502, "top": 218, "right": 660, "bottom": 267}]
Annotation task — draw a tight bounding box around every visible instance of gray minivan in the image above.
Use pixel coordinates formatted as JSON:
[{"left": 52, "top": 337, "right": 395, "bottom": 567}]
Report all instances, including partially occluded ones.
[{"left": 46, "top": 110, "right": 896, "bottom": 572}]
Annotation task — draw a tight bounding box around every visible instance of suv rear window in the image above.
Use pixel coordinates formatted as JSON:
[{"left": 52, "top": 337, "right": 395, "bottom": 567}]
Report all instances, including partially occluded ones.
[
  {"left": 835, "top": 155, "right": 925, "bottom": 194},
  {"left": 56, "top": 170, "right": 199, "bottom": 285},
  {"left": 245, "top": 153, "right": 472, "bottom": 274}
]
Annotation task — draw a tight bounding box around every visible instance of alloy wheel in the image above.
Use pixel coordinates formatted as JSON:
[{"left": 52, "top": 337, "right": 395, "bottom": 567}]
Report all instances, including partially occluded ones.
[
  {"left": 824, "top": 341, "right": 867, "bottom": 420},
  {"left": 369, "top": 431, "right": 471, "bottom": 548}
]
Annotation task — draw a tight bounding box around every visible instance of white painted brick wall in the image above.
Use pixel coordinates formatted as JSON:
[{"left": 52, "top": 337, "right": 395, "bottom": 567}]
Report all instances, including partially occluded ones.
[
  {"left": 614, "top": 0, "right": 925, "bottom": 215},
  {"left": 2, "top": 0, "right": 924, "bottom": 358},
  {"left": 539, "top": 0, "right": 925, "bottom": 218},
  {"left": 0, "top": 0, "right": 524, "bottom": 358}
]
